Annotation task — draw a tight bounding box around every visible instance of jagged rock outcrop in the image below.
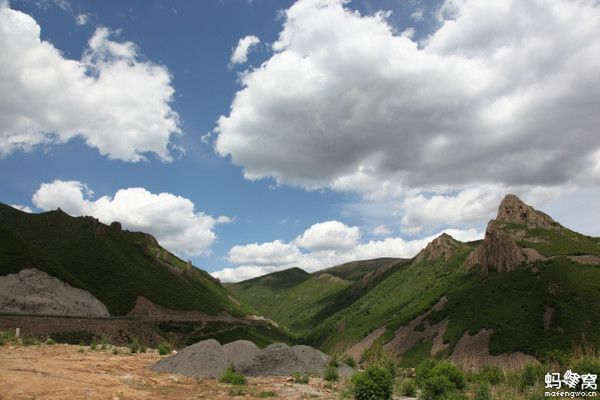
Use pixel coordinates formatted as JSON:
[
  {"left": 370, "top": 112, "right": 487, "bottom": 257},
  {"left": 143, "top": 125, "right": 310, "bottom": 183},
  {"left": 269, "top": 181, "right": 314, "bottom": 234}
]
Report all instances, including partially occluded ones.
[
  {"left": 496, "top": 194, "right": 557, "bottom": 229},
  {"left": 0, "top": 268, "right": 109, "bottom": 317},
  {"left": 467, "top": 194, "right": 554, "bottom": 274},
  {"left": 466, "top": 221, "right": 525, "bottom": 274},
  {"left": 415, "top": 233, "right": 459, "bottom": 262}
]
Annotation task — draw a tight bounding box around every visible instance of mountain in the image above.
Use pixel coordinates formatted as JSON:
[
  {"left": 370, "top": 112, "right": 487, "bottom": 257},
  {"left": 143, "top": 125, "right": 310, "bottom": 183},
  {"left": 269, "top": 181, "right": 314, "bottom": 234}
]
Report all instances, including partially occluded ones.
[
  {"left": 0, "top": 203, "right": 250, "bottom": 317},
  {"left": 227, "top": 258, "right": 407, "bottom": 333},
  {"left": 227, "top": 195, "right": 600, "bottom": 369}
]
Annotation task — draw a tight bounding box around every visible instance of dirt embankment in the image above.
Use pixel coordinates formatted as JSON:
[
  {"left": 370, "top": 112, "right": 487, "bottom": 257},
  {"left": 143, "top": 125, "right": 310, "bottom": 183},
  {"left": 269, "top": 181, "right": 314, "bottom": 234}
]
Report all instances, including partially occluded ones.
[
  {"left": 449, "top": 329, "right": 537, "bottom": 371},
  {"left": 0, "top": 344, "right": 343, "bottom": 400},
  {"left": 384, "top": 296, "right": 449, "bottom": 356}
]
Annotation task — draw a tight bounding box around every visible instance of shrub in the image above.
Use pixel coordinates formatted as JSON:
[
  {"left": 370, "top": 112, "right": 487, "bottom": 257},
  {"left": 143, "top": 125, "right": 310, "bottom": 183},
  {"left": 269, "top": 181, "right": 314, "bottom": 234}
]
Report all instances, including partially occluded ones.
[
  {"left": 128, "top": 338, "right": 146, "bottom": 354},
  {"left": 258, "top": 391, "right": 278, "bottom": 397},
  {"left": 292, "top": 372, "right": 309, "bottom": 384},
  {"left": 112, "top": 348, "right": 119, "bottom": 355},
  {"left": 474, "top": 382, "right": 492, "bottom": 400},
  {"left": 22, "top": 336, "right": 39, "bottom": 346},
  {"left": 543, "top": 350, "right": 569, "bottom": 367},
  {"left": 572, "top": 357, "right": 600, "bottom": 378},
  {"left": 0, "top": 330, "right": 17, "bottom": 346},
  {"left": 157, "top": 341, "right": 173, "bottom": 355},
  {"left": 219, "top": 366, "right": 246, "bottom": 385},
  {"left": 478, "top": 365, "right": 503, "bottom": 385},
  {"left": 519, "top": 363, "right": 542, "bottom": 388},
  {"left": 45, "top": 338, "right": 56, "bottom": 345},
  {"left": 90, "top": 341, "right": 98, "bottom": 351},
  {"left": 416, "top": 359, "right": 466, "bottom": 400},
  {"left": 343, "top": 356, "right": 357, "bottom": 368},
  {"left": 351, "top": 365, "right": 394, "bottom": 400},
  {"left": 323, "top": 363, "right": 339, "bottom": 381},
  {"left": 400, "top": 378, "right": 417, "bottom": 397}
]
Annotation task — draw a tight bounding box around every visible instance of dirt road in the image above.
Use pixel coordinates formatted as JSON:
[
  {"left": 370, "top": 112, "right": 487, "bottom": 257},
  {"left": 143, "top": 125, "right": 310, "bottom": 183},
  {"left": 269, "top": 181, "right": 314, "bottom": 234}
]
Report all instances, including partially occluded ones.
[{"left": 0, "top": 344, "right": 343, "bottom": 399}]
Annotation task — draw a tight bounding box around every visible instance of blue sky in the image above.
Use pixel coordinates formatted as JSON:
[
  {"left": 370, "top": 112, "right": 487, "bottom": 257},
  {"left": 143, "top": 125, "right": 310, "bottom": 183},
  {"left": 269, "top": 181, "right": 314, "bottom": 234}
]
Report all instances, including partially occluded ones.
[{"left": 2, "top": 0, "right": 600, "bottom": 281}]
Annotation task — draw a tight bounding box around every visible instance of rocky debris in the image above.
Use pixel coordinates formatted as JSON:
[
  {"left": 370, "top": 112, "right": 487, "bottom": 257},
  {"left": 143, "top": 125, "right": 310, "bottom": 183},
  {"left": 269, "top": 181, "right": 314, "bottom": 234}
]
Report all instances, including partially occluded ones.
[
  {"left": 544, "top": 307, "right": 554, "bottom": 332},
  {"left": 152, "top": 340, "right": 353, "bottom": 379},
  {"left": 449, "top": 329, "right": 537, "bottom": 371},
  {"left": 0, "top": 268, "right": 109, "bottom": 317},
  {"left": 344, "top": 327, "right": 386, "bottom": 363},
  {"left": 496, "top": 194, "right": 557, "bottom": 229},
  {"left": 466, "top": 221, "right": 525, "bottom": 274},
  {"left": 522, "top": 248, "right": 548, "bottom": 263},
  {"left": 568, "top": 255, "right": 600, "bottom": 265},
  {"left": 415, "top": 233, "right": 459, "bottom": 263},
  {"left": 384, "top": 296, "right": 449, "bottom": 356}
]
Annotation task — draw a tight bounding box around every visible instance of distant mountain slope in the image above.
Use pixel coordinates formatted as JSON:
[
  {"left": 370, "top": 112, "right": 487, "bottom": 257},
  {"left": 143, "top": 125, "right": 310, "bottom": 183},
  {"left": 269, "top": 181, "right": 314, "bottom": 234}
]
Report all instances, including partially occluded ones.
[
  {"left": 229, "top": 195, "right": 600, "bottom": 369},
  {"left": 0, "top": 203, "right": 251, "bottom": 317},
  {"left": 227, "top": 258, "right": 408, "bottom": 333},
  {"left": 314, "top": 195, "right": 600, "bottom": 366}
]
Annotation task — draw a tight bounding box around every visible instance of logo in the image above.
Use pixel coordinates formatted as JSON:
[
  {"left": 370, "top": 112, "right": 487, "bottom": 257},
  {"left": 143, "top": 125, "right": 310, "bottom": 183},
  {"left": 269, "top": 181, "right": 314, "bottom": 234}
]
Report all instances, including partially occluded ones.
[{"left": 545, "top": 370, "right": 598, "bottom": 398}]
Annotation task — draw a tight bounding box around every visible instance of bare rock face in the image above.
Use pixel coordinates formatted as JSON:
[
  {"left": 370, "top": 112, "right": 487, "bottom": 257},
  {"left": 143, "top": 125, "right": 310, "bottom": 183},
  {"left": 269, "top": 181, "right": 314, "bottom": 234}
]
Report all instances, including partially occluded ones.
[
  {"left": 496, "top": 194, "right": 556, "bottom": 229},
  {"left": 466, "top": 195, "right": 554, "bottom": 275},
  {"left": 466, "top": 221, "right": 525, "bottom": 274},
  {"left": 415, "top": 233, "right": 458, "bottom": 262},
  {"left": 0, "top": 268, "right": 109, "bottom": 317}
]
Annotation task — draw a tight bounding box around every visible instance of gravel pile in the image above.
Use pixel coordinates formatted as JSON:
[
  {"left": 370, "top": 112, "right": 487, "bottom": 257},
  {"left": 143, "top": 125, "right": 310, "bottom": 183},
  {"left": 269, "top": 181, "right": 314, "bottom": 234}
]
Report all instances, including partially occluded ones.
[
  {"left": 151, "top": 339, "right": 227, "bottom": 378},
  {"left": 151, "top": 340, "right": 353, "bottom": 378}
]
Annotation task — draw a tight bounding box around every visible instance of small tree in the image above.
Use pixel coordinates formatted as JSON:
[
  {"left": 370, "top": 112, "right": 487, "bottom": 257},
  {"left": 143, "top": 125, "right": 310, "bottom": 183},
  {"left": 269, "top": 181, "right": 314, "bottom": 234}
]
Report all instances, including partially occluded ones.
[{"left": 351, "top": 365, "right": 394, "bottom": 400}]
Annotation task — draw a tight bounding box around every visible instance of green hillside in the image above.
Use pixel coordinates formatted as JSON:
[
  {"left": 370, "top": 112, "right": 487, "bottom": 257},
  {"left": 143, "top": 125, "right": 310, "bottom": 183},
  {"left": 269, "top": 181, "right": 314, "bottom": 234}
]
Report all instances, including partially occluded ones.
[
  {"left": 227, "top": 258, "right": 408, "bottom": 333},
  {"left": 0, "top": 203, "right": 251, "bottom": 316},
  {"left": 228, "top": 195, "right": 600, "bottom": 366}
]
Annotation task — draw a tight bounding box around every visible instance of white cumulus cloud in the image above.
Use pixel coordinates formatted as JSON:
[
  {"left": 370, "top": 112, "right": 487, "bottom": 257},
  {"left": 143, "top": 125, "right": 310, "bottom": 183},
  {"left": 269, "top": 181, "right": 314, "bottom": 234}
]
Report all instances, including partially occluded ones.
[
  {"left": 230, "top": 35, "right": 260, "bottom": 65},
  {"left": 0, "top": 3, "right": 181, "bottom": 161},
  {"left": 211, "top": 219, "right": 482, "bottom": 282},
  {"left": 31, "top": 180, "right": 229, "bottom": 257},
  {"left": 214, "top": 0, "right": 600, "bottom": 231},
  {"left": 294, "top": 220, "right": 359, "bottom": 251}
]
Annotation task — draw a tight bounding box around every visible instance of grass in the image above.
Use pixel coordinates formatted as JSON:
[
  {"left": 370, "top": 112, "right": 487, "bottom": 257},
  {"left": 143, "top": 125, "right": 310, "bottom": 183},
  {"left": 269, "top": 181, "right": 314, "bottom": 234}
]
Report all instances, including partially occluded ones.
[
  {"left": 292, "top": 372, "right": 309, "bottom": 384},
  {"left": 0, "top": 203, "right": 251, "bottom": 316},
  {"left": 219, "top": 366, "right": 246, "bottom": 385},
  {"left": 258, "top": 391, "right": 278, "bottom": 397},
  {"left": 515, "top": 225, "right": 600, "bottom": 257}
]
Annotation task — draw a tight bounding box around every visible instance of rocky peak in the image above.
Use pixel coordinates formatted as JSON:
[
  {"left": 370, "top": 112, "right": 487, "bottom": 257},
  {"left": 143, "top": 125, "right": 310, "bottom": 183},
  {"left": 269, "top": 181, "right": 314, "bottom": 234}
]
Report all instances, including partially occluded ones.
[
  {"left": 466, "top": 195, "right": 558, "bottom": 275},
  {"left": 416, "top": 233, "right": 458, "bottom": 262},
  {"left": 496, "top": 194, "right": 556, "bottom": 229}
]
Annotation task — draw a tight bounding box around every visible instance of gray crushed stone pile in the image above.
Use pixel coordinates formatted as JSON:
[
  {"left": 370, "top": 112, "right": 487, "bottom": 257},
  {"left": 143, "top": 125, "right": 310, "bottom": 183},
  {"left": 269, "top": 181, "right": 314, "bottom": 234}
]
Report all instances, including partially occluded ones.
[{"left": 151, "top": 339, "right": 353, "bottom": 378}]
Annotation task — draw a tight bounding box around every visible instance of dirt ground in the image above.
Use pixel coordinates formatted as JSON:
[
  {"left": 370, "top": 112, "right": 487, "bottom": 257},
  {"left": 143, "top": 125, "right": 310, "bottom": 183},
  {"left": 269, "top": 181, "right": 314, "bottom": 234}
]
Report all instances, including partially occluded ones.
[{"left": 0, "top": 344, "right": 344, "bottom": 399}]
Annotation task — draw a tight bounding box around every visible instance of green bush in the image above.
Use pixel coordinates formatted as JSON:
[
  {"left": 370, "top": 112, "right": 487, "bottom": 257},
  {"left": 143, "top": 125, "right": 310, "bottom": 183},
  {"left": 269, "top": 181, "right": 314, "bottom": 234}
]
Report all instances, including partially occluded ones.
[
  {"left": 572, "top": 357, "right": 600, "bottom": 378},
  {"left": 351, "top": 365, "right": 394, "bottom": 400},
  {"left": 292, "top": 372, "right": 309, "bottom": 384},
  {"left": 416, "top": 359, "right": 466, "bottom": 400},
  {"left": 519, "top": 363, "right": 542, "bottom": 388},
  {"left": 45, "top": 338, "right": 56, "bottom": 345},
  {"left": 323, "top": 363, "right": 339, "bottom": 381},
  {"left": 343, "top": 356, "right": 357, "bottom": 368},
  {"left": 0, "top": 330, "right": 17, "bottom": 346},
  {"left": 400, "top": 378, "right": 416, "bottom": 397},
  {"left": 477, "top": 365, "right": 504, "bottom": 385},
  {"left": 258, "top": 391, "right": 278, "bottom": 397},
  {"left": 22, "top": 336, "right": 39, "bottom": 346},
  {"left": 474, "top": 382, "right": 492, "bottom": 400},
  {"left": 128, "top": 338, "right": 146, "bottom": 354},
  {"left": 219, "top": 366, "right": 246, "bottom": 385},
  {"left": 157, "top": 341, "right": 173, "bottom": 355}
]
